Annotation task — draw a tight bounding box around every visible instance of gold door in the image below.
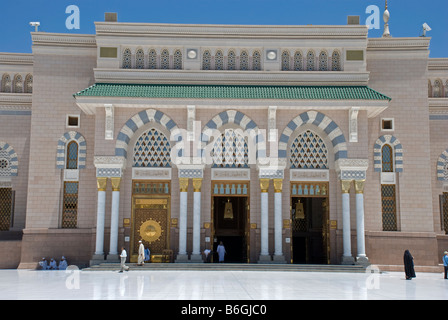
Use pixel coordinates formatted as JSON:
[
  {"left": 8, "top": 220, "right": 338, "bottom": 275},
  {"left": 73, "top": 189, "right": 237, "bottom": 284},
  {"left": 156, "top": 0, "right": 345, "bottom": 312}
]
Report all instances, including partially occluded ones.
[{"left": 131, "top": 181, "right": 171, "bottom": 263}]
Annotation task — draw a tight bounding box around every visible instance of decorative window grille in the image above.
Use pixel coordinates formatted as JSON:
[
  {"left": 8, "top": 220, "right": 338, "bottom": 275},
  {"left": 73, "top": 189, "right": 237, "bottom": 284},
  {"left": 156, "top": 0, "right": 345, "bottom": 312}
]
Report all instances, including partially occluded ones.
[
  {"left": 135, "top": 49, "right": 145, "bottom": 69},
  {"left": 442, "top": 193, "right": 448, "bottom": 234},
  {"left": 215, "top": 50, "right": 224, "bottom": 70},
  {"left": 294, "top": 51, "right": 303, "bottom": 71},
  {"left": 240, "top": 50, "right": 249, "bottom": 71},
  {"left": 133, "top": 128, "right": 171, "bottom": 167},
  {"left": 290, "top": 130, "right": 328, "bottom": 169},
  {"left": 122, "top": 48, "right": 132, "bottom": 69},
  {"left": 434, "top": 79, "right": 443, "bottom": 97},
  {"left": 252, "top": 50, "right": 261, "bottom": 71},
  {"left": 173, "top": 49, "right": 182, "bottom": 70},
  {"left": 281, "top": 50, "right": 290, "bottom": 71},
  {"left": 202, "top": 50, "right": 211, "bottom": 70},
  {"left": 332, "top": 50, "right": 341, "bottom": 71},
  {"left": 227, "top": 50, "right": 236, "bottom": 70},
  {"left": 148, "top": 49, "right": 157, "bottom": 69},
  {"left": 306, "top": 50, "right": 315, "bottom": 71},
  {"left": 0, "top": 188, "right": 13, "bottom": 231},
  {"left": 381, "top": 185, "right": 397, "bottom": 231},
  {"left": 319, "top": 51, "right": 328, "bottom": 71},
  {"left": 381, "top": 144, "right": 393, "bottom": 172},
  {"left": 1, "top": 74, "right": 11, "bottom": 92},
  {"left": 62, "top": 182, "right": 78, "bottom": 229},
  {"left": 212, "top": 129, "right": 249, "bottom": 168},
  {"left": 66, "top": 141, "right": 78, "bottom": 170},
  {"left": 13, "top": 74, "right": 23, "bottom": 93},
  {"left": 24, "top": 74, "right": 33, "bottom": 93},
  {"left": 160, "top": 49, "right": 170, "bottom": 69}
]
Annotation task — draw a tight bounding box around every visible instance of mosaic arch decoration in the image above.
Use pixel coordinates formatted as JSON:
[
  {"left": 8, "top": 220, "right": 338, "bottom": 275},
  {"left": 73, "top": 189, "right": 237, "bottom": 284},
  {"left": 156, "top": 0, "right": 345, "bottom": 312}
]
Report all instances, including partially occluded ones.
[
  {"left": 0, "top": 141, "right": 18, "bottom": 176},
  {"left": 373, "top": 135, "right": 403, "bottom": 172},
  {"left": 290, "top": 129, "right": 328, "bottom": 169},
  {"left": 437, "top": 149, "right": 448, "bottom": 181},
  {"left": 115, "top": 109, "right": 183, "bottom": 160},
  {"left": 133, "top": 128, "right": 172, "bottom": 168},
  {"left": 56, "top": 131, "right": 86, "bottom": 169},
  {"left": 278, "top": 111, "right": 347, "bottom": 162},
  {"left": 200, "top": 110, "right": 266, "bottom": 164}
]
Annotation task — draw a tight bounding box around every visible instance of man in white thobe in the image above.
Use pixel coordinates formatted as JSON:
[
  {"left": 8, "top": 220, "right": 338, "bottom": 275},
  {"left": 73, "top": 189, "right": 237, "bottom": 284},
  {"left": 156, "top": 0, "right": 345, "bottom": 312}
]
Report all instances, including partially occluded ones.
[
  {"left": 119, "top": 247, "right": 129, "bottom": 272},
  {"left": 138, "top": 240, "right": 145, "bottom": 266}
]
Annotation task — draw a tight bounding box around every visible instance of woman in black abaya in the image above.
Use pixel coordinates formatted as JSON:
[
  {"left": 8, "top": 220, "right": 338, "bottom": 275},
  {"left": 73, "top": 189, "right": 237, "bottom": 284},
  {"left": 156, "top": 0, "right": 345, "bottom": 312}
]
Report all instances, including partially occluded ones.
[{"left": 403, "top": 250, "right": 416, "bottom": 280}]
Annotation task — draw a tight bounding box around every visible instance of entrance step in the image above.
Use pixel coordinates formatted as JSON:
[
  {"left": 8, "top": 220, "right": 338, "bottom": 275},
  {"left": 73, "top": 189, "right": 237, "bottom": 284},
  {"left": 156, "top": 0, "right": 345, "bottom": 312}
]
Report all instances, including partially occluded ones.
[{"left": 83, "top": 263, "right": 367, "bottom": 273}]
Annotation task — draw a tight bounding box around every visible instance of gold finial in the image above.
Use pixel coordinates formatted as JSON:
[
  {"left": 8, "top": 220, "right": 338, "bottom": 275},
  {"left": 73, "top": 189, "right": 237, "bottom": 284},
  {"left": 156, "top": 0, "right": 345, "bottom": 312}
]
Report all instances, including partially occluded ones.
[{"left": 385, "top": 0, "right": 388, "bottom": 9}]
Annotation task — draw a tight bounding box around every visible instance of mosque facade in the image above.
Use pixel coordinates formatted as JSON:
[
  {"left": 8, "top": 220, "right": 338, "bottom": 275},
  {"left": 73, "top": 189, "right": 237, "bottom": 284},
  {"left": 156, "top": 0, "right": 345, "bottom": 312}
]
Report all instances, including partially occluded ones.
[{"left": 1, "top": 10, "right": 448, "bottom": 270}]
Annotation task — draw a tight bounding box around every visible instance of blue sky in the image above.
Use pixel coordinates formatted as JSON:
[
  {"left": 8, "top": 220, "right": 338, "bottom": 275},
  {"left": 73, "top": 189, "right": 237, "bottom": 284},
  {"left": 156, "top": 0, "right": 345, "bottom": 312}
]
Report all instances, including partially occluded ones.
[{"left": 1, "top": 0, "right": 447, "bottom": 57}]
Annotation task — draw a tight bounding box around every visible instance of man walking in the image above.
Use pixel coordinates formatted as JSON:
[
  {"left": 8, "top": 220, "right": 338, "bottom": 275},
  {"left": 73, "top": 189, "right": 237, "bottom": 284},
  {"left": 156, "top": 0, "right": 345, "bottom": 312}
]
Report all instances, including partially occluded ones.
[
  {"left": 119, "top": 247, "right": 129, "bottom": 272},
  {"left": 138, "top": 240, "right": 145, "bottom": 266}
]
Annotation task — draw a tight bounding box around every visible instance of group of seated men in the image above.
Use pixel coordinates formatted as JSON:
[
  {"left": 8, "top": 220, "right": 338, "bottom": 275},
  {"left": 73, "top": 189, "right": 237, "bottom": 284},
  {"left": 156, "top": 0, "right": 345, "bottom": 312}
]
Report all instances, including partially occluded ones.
[{"left": 38, "top": 256, "right": 68, "bottom": 270}]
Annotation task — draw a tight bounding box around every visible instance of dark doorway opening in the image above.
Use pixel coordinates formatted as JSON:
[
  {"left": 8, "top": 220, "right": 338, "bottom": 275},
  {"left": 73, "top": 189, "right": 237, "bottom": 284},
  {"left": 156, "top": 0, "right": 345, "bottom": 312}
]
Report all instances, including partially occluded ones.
[
  {"left": 213, "top": 196, "right": 248, "bottom": 263},
  {"left": 291, "top": 197, "right": 328, "bottom": 264}
]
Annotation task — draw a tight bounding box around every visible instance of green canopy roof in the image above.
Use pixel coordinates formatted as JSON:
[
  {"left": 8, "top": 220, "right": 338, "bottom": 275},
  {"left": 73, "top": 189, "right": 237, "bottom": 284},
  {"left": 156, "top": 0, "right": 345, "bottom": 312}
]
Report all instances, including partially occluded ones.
[{"left": 74, "top": 83, "right": 391, "bottom": 101}]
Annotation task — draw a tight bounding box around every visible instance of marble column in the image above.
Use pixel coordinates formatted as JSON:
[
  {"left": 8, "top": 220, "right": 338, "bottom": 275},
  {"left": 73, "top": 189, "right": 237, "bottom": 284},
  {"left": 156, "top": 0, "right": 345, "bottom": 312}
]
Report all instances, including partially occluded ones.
[
  {"left": 259, "top": 178, "right": 270, "bottom": 262},
  {"left": 176, "top": 178, "right": 189, "bottom": 262},
  {"left": 273, "top": 179, "right": 286, "bottom": 263},
  {"left": 341, "top": 179, "right": 354, "bottom": 264},
  {"left": 355, "top": 180, "right": 369, "bottom": 265},
  {"left": 93, "top": 177, "right": 107, "bottom": 260},
  {"left": 190, "top": 178, "right": 202, "bottom": 262},
  {"left": 108, "top": 177, "right": 121, "bottom": 260}
]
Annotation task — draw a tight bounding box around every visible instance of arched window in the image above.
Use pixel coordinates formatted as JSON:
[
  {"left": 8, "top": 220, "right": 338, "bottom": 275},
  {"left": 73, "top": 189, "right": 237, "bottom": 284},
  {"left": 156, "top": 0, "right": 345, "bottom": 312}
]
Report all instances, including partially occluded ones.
[
  {"left": 240, "top": 50, "right": 249, "bottom": 71},
  {"left": 281, "top": 50, "right": 290, "bottom": 71},
  {"left": 434, "top": 79, "right": 443, "bottom": 97},
  {"left": 173, "top": 49, "right": 182, "bottom": 70},
  {"left": 252, "top": 50, "right": 262, "bottom": 71},
  {"left": 319, "top": 51, "right": 328, "bottom": 71},
  {"left": 293, "top": 51, "right": 303, "bottom": 71},
  {"left": 331, "top": 50, "right": 341, "bottom": 71},
  {"left": 135, "top": 48, "right": 145, "bottom": 69},
  {"left": 148, "top": 49, "right": 157, "bottom": 69},
  {"left": 24, "top": 74, "right": 33, "bottom": 93},
  {"left": 202, "top": 50, "right": 211, "bottom": 70},
  {"left": 227, "top": 50, "right": 236, "bottom": 70},
  {"left": 66, "top": 141, "right": 78, "bottom": 169},
  {"left": 133, "top": 128, "right": 171, "bottom": 167},
  {"left": 290, "top": 130, "right": 328, "bottom": 169},
  {"left": 306, "top": 50, "right": 315, "bottom": 71},
  {"left": 122, "top": 48, "right": 132, "bottom": 69},
  {"left": 215, "top": 50, "right": 224, "bottom": 70},
  {"left": 212, "top": 129, "right": 249, "bottom": 168},
  {"left": 13, "top": 74, "right": 23, "bottom": 93},
  {"left": 381, "top": 144, "right": 393, "bottom": 172},
  {"left": 160, "top": 49, "right": 170, "bottom": 69},
  {"left": 1, "top": 74, "right": 11, "bottom": 92}
]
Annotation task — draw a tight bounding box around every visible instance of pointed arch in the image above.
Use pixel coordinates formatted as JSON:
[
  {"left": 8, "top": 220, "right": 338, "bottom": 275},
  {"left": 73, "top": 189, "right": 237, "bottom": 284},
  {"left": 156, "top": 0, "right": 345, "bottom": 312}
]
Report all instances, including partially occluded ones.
[
  {"left": 201, "top": 110, "right": 266, "bottom": 165},
  {"left": 278, "top": 111, "right": 347, "bottom": 163},
  {"left": 0, "top": 141, "right": 18, "bottom": 176},
  {"left": 115, "top": 109, "right": 182, "bottom": 162},
  {"left": 373, "top": 135, "right": 403, "bottom": 172},
  {"left": 437, "top": 148, "right": 448, "bottom": 181},
  {"left": 56, "top": 131, "right": 86, "bottom": 169}
]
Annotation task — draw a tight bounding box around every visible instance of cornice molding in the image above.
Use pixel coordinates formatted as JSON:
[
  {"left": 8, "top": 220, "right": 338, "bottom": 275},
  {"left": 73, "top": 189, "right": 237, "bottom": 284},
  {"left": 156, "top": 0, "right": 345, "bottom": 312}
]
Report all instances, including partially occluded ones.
[
  {"left": 95, "top": 22, "right": 368, "bottom": 39},
  {"left": 0, "top": 93, "right": 32, "bottom": 105},
  {"left": 367, "top": 37, "right": 430, "bottom": 51},
  {"left": 31, "top": 32, "right": 97, "bottom": 48},
  {"left": 0, "top": 53, "right": 33, "bottom": 66},
  {"left": 94, "top": 68, "right": 371, "bottom": 86}
]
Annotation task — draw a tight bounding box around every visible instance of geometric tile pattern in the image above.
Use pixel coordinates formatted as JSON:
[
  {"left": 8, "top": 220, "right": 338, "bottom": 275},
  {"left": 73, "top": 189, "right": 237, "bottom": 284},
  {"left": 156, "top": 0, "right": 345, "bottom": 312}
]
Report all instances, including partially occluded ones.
[
  {"left": 133, "top": 128, "right": 171, "bottom": 167},
  {"left": 0, "top": 141, "right": 18, "bottom": 176},
  {"left": 437, "top": 149, "right": 448, "bottom": 181},
  {"left": 290, "top": 129, "right": 328, "bottom": 169},
  {"left": 373, "top": 135, "right": 403, "bottom": 173},
  {"left": 211, "top": 129, "right": 249, "bottom": 168},
  {"left": 115, "top": 109, "right": 182, "bottom": 160},
  {"left": 279, "top": 111, "right": 347, "bottom": 163},
  {"left": 200, "top": 110, "right": 265, "bottom": 162},
  {"left": 56, "top": 131, "right": 86, "bottom": 169}
]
